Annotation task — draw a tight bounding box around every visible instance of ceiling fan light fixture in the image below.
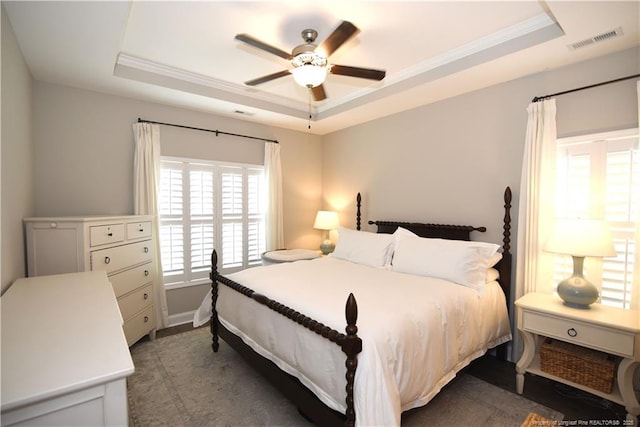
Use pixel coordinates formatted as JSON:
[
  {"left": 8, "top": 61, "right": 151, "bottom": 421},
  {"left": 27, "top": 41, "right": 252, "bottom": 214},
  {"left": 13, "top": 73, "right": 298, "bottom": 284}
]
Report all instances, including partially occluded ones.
[
  {"left": 291, "top": 64, "right": 327, "bottom": 88},
  {"left": 291, "top": 52, "right": 328, "bottom": 88}
]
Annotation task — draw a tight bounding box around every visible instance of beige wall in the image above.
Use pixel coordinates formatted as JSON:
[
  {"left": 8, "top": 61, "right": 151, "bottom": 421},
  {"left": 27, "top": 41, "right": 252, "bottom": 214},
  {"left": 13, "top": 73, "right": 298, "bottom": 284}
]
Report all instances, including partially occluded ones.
[
  {"left": 1, "top": 5, "right": 35, "bottom": 294},
  {"left": 322, "top": 47, "right": 639, "bottom": 299}
]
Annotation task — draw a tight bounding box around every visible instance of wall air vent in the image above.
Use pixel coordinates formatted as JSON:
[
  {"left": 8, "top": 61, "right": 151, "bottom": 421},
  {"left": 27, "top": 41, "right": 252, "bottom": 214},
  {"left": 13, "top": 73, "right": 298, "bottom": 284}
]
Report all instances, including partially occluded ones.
[{"left": 568, "top": 27, "right": 623, "bottom": 50}]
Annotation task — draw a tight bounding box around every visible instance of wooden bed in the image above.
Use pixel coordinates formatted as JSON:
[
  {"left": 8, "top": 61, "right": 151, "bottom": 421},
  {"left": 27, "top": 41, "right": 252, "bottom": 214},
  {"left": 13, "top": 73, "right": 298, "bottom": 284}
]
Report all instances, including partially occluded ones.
[{"left": 208, "top": 186, "right": 513, "bottom": 426}]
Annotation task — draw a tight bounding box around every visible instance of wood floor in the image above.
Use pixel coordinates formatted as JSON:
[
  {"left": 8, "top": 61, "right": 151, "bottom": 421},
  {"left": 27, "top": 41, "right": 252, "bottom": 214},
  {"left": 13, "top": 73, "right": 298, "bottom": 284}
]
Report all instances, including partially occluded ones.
[{"left": 156, "top": 324, "right": 635, "bottom": 424}]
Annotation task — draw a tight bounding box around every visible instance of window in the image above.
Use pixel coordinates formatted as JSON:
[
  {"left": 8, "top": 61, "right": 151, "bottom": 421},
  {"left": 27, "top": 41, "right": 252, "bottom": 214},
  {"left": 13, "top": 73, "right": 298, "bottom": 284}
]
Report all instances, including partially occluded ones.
[
  {"left": 159, "top": 158, "right": 266, "bottom": 288},
  {"left": 554, "top": 129, "right": 639, "bottom": 309}
]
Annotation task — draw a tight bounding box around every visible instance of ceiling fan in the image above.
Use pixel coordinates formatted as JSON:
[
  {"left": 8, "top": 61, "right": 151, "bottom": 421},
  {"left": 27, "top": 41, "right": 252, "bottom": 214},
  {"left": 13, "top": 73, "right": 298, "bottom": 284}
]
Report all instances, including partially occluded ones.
[{"left": 235, "top": 21, "right": 386, "bottom": 101}]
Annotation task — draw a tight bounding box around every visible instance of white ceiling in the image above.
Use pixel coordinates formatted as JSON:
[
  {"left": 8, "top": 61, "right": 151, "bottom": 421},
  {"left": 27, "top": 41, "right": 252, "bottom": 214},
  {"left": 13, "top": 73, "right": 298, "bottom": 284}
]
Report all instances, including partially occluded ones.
[{"left": 4, "top": 1, "right": 639, "bottom": 135}]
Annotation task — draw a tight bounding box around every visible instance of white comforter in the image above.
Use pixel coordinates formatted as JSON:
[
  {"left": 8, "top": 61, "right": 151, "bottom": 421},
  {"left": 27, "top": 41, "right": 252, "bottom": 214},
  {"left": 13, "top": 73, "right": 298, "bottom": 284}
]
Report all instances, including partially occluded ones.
[{"left": 194, "top": 256, "right": 511, "bottom": 427}]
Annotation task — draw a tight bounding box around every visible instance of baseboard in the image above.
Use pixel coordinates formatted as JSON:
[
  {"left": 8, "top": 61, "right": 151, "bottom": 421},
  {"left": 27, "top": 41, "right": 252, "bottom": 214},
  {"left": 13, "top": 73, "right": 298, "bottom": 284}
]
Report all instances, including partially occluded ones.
[{"left": 168, "top": 310, "right": 196, "bottom": 328}]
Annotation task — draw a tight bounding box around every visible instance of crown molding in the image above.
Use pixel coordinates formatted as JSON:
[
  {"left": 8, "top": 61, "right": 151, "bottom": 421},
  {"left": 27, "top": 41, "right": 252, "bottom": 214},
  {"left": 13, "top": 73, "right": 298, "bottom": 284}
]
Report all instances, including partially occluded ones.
[{"left": 114, "top": 53, "right": 312, "bottom": 119}]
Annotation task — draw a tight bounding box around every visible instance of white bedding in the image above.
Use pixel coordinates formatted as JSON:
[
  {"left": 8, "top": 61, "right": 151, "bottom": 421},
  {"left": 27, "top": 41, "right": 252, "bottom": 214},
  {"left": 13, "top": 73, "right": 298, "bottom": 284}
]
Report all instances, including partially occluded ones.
[{"left": 194, "top": 256, "right": 511, "bottom": 427}]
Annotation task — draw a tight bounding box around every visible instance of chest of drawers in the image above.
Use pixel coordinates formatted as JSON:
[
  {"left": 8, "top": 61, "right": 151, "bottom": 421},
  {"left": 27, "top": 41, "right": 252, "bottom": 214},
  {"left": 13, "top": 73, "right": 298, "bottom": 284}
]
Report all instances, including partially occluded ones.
[{"left": 24, "top": 215, "right": 157, "bottom": 346}]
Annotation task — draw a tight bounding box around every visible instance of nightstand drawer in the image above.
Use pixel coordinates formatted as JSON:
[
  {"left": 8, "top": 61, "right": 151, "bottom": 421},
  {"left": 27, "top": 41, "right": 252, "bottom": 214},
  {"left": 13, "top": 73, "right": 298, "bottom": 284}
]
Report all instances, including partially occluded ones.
[{"left": 522, "top": 310, "right": 636, "bottom": 357}]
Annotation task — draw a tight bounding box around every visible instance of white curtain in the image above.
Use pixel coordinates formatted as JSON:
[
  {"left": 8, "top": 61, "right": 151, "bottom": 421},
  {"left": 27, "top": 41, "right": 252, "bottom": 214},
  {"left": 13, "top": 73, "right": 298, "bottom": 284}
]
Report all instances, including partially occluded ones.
[
  {"left": 132, "top": 122, "right": 169, "bottom": 329},
  {"left": 513, "top": 99, "right": 557, "bottom": 359},
  {"left": 264, "top": 142, "right": 284, "bottom": 250}
]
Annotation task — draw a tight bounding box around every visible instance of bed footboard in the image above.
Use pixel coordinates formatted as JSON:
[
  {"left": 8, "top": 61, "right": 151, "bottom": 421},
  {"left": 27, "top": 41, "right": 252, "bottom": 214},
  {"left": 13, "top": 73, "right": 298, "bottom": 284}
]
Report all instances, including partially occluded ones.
[{"left": 209, "top": 249, "right": 362, "bottom": 426}]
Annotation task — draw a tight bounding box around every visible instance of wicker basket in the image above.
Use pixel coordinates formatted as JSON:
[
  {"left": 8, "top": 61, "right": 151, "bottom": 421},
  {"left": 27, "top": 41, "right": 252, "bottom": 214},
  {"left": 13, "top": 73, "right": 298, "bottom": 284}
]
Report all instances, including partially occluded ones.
[{"left": 540, "top": 339, "right": 620, "bottom": 394}]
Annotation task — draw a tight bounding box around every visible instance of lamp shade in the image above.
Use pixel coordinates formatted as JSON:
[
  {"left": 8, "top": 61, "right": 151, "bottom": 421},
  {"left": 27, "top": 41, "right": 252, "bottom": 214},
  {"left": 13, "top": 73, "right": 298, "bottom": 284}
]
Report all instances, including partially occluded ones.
[
  {"left": 544, "top": 219, "right": 616, "bottom": 258},
  {"left": 313, "top": 211, "right": 339, "bottom": 231}
]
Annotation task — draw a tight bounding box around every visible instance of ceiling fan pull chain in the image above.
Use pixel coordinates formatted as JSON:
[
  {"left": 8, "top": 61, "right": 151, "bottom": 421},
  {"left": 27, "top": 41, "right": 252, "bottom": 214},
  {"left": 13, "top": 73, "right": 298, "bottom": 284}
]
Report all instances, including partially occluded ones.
[{"left": 308, "top": 91, "right": 312, "bottom": 130}]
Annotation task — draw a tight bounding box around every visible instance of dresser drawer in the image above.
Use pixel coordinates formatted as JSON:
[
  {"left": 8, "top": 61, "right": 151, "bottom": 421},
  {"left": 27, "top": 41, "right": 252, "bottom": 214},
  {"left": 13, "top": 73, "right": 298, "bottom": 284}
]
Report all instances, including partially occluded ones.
[
  {"left": 109, "top": 263, "right": 153, "bottom": 298},
  {"left": 90, "top": 223, "right": 125, "bottom": 247},
  {"left": 91, "top": 240, "right": 153, "bottom": 274},
  {"left": 126, "top": 221, "right": 152, "bottom": 240},
  {"left": 123, "top": 305, "right": 155, "bottom": 346},
  {"left": 118, "top": 284, "right": 153, "bottom": 321},
  {"left": 522, "top": 310, "right": 636, "bottom": 357}
]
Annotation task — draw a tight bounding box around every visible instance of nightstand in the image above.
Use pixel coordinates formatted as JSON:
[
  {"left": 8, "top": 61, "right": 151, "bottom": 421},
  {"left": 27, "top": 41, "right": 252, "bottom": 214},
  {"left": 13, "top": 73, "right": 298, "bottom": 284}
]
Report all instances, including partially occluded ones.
[{"left": 515, "top": 293, "right": 640, "bottom": 423}]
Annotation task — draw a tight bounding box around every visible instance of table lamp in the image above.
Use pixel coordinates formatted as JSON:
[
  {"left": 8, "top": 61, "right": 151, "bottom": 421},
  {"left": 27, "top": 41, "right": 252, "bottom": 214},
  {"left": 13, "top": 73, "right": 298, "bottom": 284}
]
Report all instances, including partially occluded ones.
[
  {"left": 543, "top": 219, "right": 616, "bottom": 309},
  {"left": 313, "top": 211, "right": 339, "bottom": 255}
]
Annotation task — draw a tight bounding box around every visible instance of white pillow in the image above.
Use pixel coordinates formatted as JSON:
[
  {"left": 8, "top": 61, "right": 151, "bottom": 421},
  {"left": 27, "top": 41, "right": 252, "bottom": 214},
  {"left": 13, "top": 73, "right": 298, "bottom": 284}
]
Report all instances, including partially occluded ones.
[
  {"left": 487, "top": 252, "right": 503, "bottom": 268},
  {"left": 394, "top": 226, "right": 502, "bottom": 266},
  {"left": 331, "top": 227, "right": 395, "bottom": 268},
  {"left": 394, "top": 226, "right": 418, "bottom": 238},
  {"left": 392, "top": 235, "right": 501, "bottom": 292}
]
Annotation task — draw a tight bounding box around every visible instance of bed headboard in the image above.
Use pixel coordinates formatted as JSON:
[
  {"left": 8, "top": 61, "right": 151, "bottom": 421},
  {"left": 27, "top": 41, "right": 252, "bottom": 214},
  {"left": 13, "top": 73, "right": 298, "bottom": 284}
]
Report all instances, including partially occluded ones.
[
  {"left": 367, "top": 220, "right": 486, "bottom": 241},
  {"left": 354, "top": 188, "right": 511, "bottom": 249}
]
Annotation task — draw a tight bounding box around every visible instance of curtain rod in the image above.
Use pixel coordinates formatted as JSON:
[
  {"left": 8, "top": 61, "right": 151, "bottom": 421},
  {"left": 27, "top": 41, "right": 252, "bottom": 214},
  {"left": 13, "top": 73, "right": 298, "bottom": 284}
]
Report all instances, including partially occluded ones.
[
  {"left": 532, "top": 73, "right": 640, "bottom": 103},
  {"left": 137, "top": 118, "right": 278, "bottom": 144}
]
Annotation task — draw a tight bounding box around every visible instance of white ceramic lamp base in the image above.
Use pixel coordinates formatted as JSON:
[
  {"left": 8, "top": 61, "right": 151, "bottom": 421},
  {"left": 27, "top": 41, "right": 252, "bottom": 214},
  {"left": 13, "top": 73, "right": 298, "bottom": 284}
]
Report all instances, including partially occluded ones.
[
  {"left": 319, "top": 239, "right": 335, "bottom": 255},
  {"left": 557, "top": 256, "right": 599, "bottom": 309}
]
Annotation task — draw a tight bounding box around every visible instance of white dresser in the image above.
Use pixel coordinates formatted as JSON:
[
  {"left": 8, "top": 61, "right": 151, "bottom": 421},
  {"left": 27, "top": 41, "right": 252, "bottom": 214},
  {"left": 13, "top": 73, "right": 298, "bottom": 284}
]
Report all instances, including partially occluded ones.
[
  {"left": 24, "top": 215, "right": 157, "bottom": 346},
  {"left": 1, "top": 271, "right": 134, "bottom": 426}
]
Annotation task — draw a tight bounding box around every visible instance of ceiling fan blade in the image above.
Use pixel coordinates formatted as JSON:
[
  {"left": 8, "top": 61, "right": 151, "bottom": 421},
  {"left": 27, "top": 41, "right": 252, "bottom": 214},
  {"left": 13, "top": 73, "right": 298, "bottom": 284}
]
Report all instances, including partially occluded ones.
[
  {"left": 244, "top": 70, "right": 291, "bottom": 86},
  {"left": 330, "top": 64, "right": 386, "bottom": 81},
  {"left": 235, "top": 34, "right": 292, "bottom": 60},
  {"left": 311, "top": 84, "right": 327, "bottom": 101},
  {"left": 318, "top": 21, "right": 360, "bottom": 57}
]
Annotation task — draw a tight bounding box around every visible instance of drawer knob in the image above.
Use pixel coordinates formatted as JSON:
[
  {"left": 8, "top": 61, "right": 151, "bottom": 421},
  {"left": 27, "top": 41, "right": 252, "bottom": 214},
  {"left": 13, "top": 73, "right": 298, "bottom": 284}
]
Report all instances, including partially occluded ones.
[
  {"left": 107, "top": 233, "right": 113, "bottom": 237},
  {"left": 144, "top": 270, "right": 150, "bottom": 277},
  {"left": 139, "top": 228, "right": 144, "bottom": 232},
  {"left": 104, "top": 256, "right": 111, "bottom": 264},
  {"left": 567, "top": 327, "right": 577, "bottom": 337},
  {"left": 144, "top": 316, "right": 149, "bottom": 323},
  {"left": 144, "top": 247, "right": 149, "bottom": 253},
  {"left": 143, "top": 293, "right": 149, "bottom": 300}
]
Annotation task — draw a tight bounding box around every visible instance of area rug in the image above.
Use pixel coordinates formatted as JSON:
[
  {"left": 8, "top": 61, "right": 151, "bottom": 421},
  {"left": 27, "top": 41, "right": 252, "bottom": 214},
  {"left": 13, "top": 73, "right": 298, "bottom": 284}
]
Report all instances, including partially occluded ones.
[{"left": 127, "top": 327, "right": 563, "bottom": 426}]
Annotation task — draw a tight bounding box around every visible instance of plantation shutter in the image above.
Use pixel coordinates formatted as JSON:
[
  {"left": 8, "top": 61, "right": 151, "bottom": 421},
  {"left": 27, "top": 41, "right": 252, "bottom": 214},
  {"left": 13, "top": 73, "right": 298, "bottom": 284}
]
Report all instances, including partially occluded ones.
[
  {"left": 159, "top": 158, "right": 266, "bottom": 286},
  {"left": 221, "top": 168, "right": 244, "bottom": 270},
  {"left": 159, "top": 162, "right": 185, "bottom": 281},
  {"left": 602, "top": 141, "right": 638, "bottom": 308},
  {"left": 247, "top": 169, "right": 266, "bottom": 266},
  {"left": 189, "top": 165, "right": 215, "bottom": 279}
]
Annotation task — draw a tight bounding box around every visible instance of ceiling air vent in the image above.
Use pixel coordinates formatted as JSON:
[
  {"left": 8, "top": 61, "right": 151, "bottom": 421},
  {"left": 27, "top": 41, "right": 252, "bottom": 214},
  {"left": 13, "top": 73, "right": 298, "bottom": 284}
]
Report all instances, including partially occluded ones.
[{"left": 568, "top": 27, "right": 623, "bottom": 50}]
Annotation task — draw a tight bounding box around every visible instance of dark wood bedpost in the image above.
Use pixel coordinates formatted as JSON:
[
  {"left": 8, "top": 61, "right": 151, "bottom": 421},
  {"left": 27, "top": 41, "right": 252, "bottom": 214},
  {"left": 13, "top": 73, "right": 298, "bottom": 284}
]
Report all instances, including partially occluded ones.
[
  {"left": 342, "top": 293, "right": 362, "bottom": 427},
  {"left": 500, "top": 186, "right": 512, "bottom": 298},
  {"left": 210, "top": 249, "right": 220, "bottom": 352},
  {"left": 356, "top": 193, "right": 362, "bottom": 231},
  {"left": 496, "top": 187, "right": 512, "bottom": 360}
]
